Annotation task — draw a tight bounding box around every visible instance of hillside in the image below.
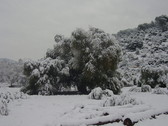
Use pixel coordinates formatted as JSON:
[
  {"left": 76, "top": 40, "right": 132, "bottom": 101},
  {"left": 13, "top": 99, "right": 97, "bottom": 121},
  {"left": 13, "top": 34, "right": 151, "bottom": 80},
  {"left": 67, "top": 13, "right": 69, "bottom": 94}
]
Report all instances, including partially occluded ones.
[{"left": 116, "top": 15, "right": 168, "bottom": 87}]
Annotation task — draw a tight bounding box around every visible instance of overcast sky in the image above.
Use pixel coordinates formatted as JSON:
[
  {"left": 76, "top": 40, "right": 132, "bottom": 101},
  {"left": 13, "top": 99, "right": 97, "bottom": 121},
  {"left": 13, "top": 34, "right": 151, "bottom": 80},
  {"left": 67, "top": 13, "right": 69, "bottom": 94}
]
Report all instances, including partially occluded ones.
[{"left": 0, "top": 0, "right": 168, "bottom": 61}]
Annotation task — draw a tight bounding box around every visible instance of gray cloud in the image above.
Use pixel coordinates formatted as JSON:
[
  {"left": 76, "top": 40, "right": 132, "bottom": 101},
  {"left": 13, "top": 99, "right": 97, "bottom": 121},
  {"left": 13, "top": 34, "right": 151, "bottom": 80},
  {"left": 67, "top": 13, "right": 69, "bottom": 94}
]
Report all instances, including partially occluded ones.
[{"left": 0, "top": 0, "right": 168, "bottom": 60}]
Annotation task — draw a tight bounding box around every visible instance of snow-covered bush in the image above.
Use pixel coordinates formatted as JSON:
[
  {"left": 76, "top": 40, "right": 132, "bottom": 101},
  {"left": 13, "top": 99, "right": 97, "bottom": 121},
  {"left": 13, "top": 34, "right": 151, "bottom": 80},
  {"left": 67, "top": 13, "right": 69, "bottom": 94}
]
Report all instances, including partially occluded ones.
[
  {"left": 141, "top": 85, "right": 152, "bottom": 92},
  {"left": 138, "top": 22, "right": 154, "bottom": 31},
  {"left": 0, "top": 98, "right": 8, "bottom": 116},
  {"left": 102, "top": 94, "right": 142, "bottom": 107},
  {"left": 126, "top": 40, "right": 143, "bottom": 51},
  {"left": 153, "top": 88, "right": 168, "bottom": 95},
  {"left": 140, "top": 65, "right": 168, "bottom": 88},
  {"left": 0, "top": 91, "right": 27, "bottom": 102},
  {"left": 88, "top": 87, "right": 114, "bottom": 100},
  {"left": 129, "top": 85, "right": 154, "bottom": 93},
  {"left": 103, "top": 89, "right": 114, "bottom": 97},
  {"left": 129, "top": 87, "right": 141, "bottom": 92},
  {"left": 129, "top": 86, "right": 141, "bottom": 92},
  {"left": 0, "top": 90, "right": 27, "bottom": 116},
  {"left": 23, "top": 58, "right": 70, "bottom": 95},
  {"left": 129, "top": 85, "right": 152, "bottom": 93},
  {"left": 88, "top": 87, "right": 103, "bottom": 100}
]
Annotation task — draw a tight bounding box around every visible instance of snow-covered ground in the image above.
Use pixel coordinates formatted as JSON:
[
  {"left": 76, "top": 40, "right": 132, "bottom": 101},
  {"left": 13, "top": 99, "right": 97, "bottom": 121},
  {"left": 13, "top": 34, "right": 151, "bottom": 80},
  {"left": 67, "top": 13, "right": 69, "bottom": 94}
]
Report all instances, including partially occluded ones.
[{"left": 0, "top": 87, "right": 168, "bottom": 126}]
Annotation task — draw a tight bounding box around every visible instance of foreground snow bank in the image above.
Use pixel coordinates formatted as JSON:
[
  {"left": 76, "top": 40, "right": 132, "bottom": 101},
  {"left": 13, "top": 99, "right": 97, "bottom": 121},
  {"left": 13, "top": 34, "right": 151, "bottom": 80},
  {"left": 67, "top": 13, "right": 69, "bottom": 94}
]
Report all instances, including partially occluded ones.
[
  {"left": 0, "top": 87, "right": 168, "bottom": 126},
  {"left": 59, "top": 103, "right": 151, "bottom": 126},
  {"left": 58, "top": 88, "right": 168, "bottom": 126}
]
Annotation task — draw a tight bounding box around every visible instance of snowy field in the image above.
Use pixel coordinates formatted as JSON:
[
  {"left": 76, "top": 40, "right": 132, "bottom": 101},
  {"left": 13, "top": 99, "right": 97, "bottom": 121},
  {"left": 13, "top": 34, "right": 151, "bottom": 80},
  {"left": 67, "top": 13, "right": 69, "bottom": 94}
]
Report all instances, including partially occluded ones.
[{"left": 0, "top": 87, "right": 168, "bottom": 126}]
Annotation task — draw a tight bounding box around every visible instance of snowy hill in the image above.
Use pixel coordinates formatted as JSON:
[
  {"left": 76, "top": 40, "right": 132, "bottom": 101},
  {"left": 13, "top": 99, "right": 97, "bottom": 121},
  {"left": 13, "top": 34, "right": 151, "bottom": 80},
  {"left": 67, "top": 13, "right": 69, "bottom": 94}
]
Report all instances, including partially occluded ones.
[
  {"left": 116, "top": 15, "right": 168, "bottom": 86},
  {"left": 0, "top": 58, "right": 27, "bottom": 87}
]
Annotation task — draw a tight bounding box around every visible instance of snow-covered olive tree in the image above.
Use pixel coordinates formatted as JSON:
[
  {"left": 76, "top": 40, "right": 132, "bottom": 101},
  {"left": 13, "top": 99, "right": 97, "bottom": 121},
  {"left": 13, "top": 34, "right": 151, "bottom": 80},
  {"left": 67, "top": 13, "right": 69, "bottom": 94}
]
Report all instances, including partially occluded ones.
[{"left": 23, "top": 27, "right": 122, "bottom": 94}]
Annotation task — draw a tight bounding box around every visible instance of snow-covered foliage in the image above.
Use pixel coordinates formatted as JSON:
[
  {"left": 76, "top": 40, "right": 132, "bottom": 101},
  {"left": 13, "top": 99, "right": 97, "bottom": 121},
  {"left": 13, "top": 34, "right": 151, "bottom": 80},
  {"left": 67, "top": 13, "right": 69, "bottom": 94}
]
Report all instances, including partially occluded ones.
[
  {"left": 0, "top": 98, "right": 8, "bottom": 116},
  {"left": 0, "top": 88, "right": 27, "bottom": 116},
  {"left": 140, "top": 65, "right": 168, "bottom": 88},
  {"left": 23, "top": 27, "right": 122, "bottom": 94},
  {"left": 116, "top": 15, "right": 168, "bottom": 87},
  {"left": 103, "top": 89, "right": 114, "bottom": 97},
  {"left": 88, "top": 87, "right": 114, "bottom": 100},
  {"left": 23, "top": 58, "right": 69, "bottom": 95},
  {"left": 141, "top": 85, "right": 152, "bottom": 92},
  {"left": 88, "top": 87, "right": 103, "bottom": 100},
  {"left": 70, "top": 27, "right": 122, "bottom": 94},
  {"left": 129, "top": 85, "right": 152, "bottom": 93},
  {"left": 102, "top": 93, "right": 142, "bottom": 107},
  {"left": 153, "top": 87, "right": 168, "bottom": 95},
  {"left": 0, "top": 58, "right": 27, "bottom": 87},
  {"left": 129, "top": 86, "right": 168, "bottom": 94},
  {"left": 46, "top": 35, "right": 72, "bottom": 61}
]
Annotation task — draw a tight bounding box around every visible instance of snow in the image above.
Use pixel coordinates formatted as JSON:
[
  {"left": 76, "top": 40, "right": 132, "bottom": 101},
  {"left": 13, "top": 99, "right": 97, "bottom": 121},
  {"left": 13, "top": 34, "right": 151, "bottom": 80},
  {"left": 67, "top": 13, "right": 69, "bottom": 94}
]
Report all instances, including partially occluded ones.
[
  {"left": 60, "top": 67, "right": 69, "bottom": 76},
  {"left": 153, "top": 87, "right": 168, "bottom": 95},
  {"left": 0, "top": 87, "right": 168, "bottom": 126},
  {"left": 31, "top": 69, "right": 40, "bottom": 77},
  {"left": 104, "top": 89, "right": 114, "bottom": 97},
  {"left": 0, "top": 93, "right": 90, "bottom": 126},
  {"left": 88, "top": 87, "right": 103, "bottom": 100},
  {"left": 104, "top": 115, "right": 168, "bottom": 126},
  {"left": 85, "top": 61, "right": 95, "bottom": 73},
  {"left": 134, "top": 115, "right": 168, "bottom": 126}
]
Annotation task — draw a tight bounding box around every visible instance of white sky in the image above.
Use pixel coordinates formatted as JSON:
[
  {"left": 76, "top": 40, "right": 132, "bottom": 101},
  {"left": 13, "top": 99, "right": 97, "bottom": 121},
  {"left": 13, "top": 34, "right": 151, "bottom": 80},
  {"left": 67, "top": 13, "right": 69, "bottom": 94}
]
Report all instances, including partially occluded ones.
[{"left": 0, "top": 0, "right": 168, "bottom": 60}]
